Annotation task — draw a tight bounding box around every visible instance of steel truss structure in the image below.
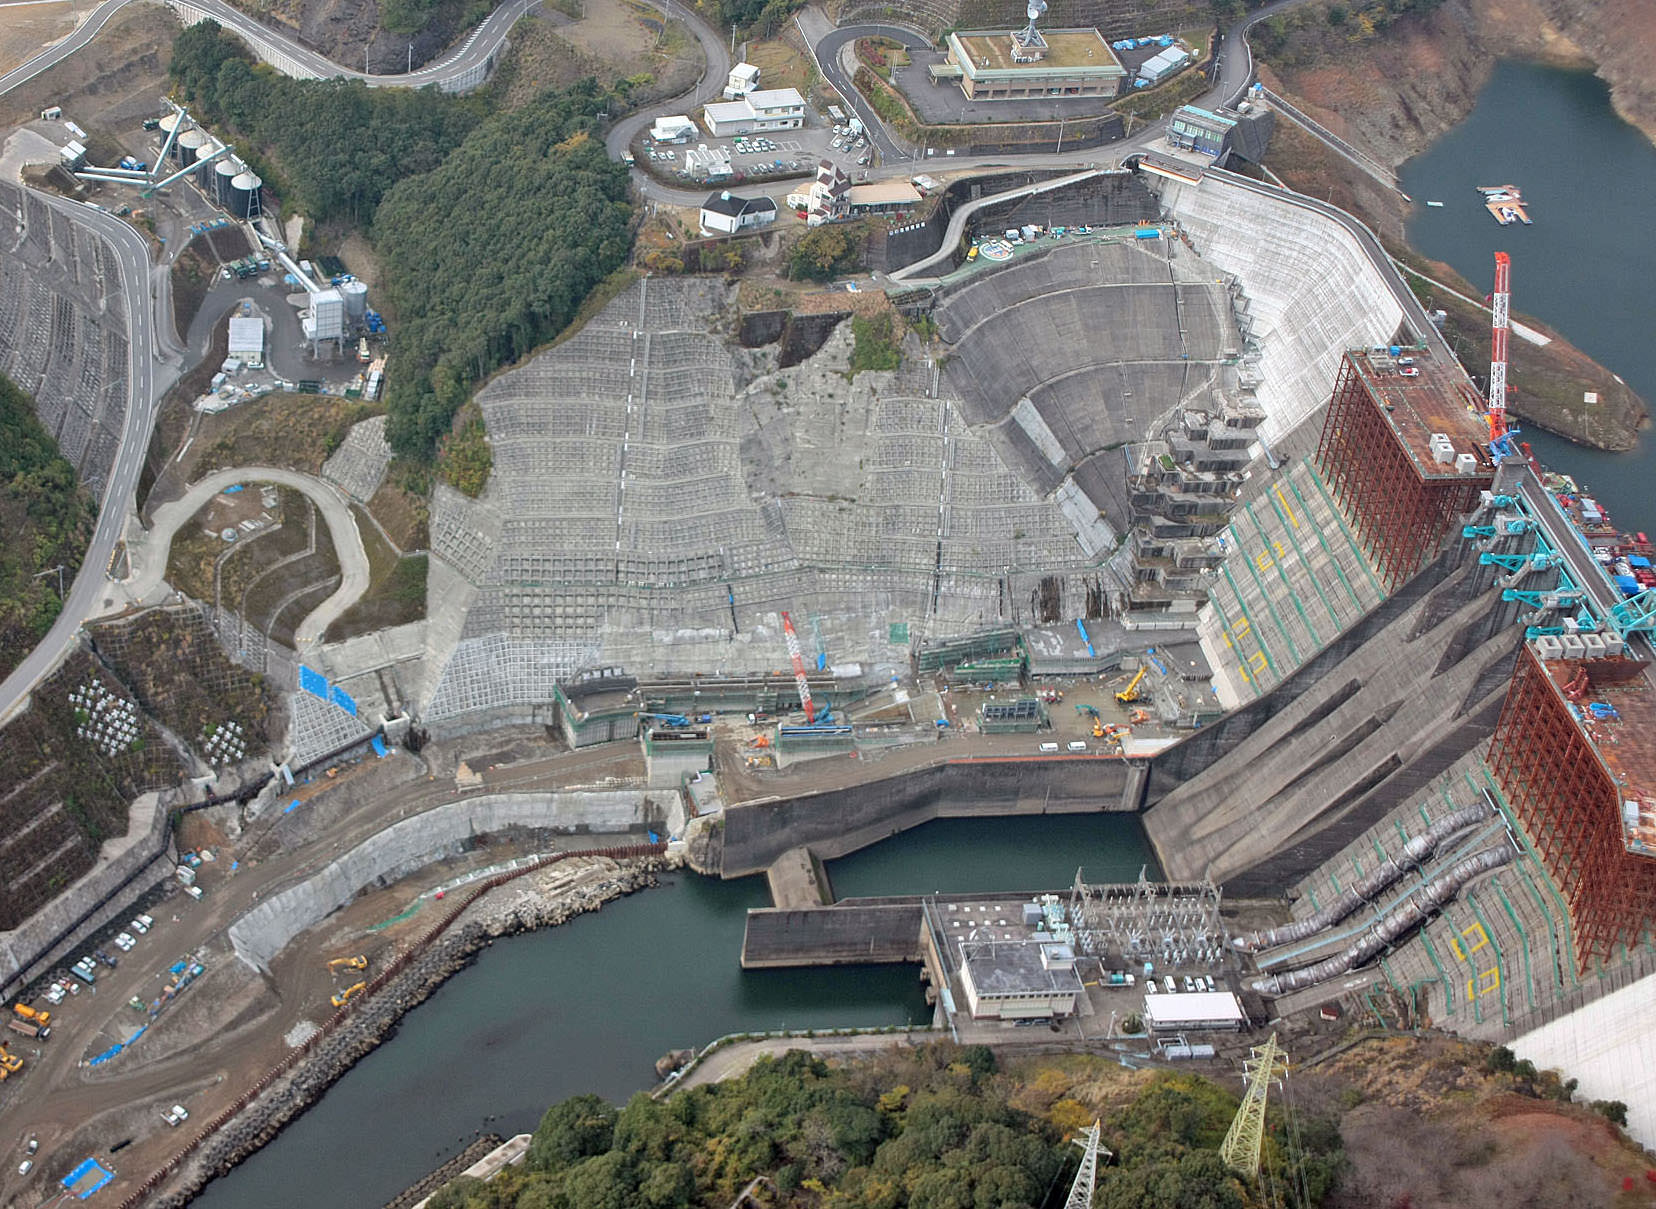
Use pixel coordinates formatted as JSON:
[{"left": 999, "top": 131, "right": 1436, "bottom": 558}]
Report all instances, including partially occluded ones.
[
  {"left": 1069, "top": 870, "right": 1224, "bottom": 967},
  {"left": 1487, "top": 645, "right": 1656, "bottom": 968},
  {"left": 1316, "top": 356, "right": 1488, "bottom": 590}
]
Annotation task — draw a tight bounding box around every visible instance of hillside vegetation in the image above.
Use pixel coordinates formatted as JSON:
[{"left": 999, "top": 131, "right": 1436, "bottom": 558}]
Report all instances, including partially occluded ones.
[
  {"left": 0, "top": 372, "right": 94, "bottom": 684},
  {"left": 426, "top": 1044, "right": 1343, "bottom": 1209},
  {"left": 373, "top": 85, "right": 633, "bottom": 459}
]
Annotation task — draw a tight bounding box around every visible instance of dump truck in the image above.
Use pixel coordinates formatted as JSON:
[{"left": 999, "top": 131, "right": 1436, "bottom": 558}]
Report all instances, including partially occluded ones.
[
  {"left": 331, "top": 982, "right": 366, "bottom": 1008},
  {"left": 7, "top": 1018, "right": 47, "bottom": 1040}
]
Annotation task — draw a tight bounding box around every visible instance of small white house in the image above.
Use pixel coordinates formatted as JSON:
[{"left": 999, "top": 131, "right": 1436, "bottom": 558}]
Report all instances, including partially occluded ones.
[
  {"left": 650, "top": 114, "right": 697, "bottom": 144},
  {"left": 700, "top": 190, "right": 778, "bottom": 236},
  {"left": 723, "top": 62, "right": 760, "bottom": 100},
  {"left": 702, "top": 88, "right": 806, "bottom": 136}
]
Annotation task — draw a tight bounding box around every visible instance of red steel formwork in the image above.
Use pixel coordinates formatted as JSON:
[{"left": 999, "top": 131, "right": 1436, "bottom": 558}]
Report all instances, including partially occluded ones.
[
  {"left": 1316, "top": 354, "right": 1490, "bottom": 590},
  {"left": 1487, "top": 646, "right": 1656, "bottom": 969}
]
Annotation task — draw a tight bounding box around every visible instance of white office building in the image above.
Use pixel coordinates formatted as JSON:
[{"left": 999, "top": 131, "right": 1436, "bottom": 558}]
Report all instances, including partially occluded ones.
[{"left": 702, "top": 88, "right": 806, "bottom": 136}]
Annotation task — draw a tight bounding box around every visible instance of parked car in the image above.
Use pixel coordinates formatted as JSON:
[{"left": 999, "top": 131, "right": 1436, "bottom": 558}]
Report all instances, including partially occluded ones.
[
  {"left": 128, "top": 918, "right": 148, "bottom": 935},
  {"left": 114, "top": 933, "right": 135, "bottom": 952},
  {"left": 17, "top": 1160, "right": 32, "bottom": 1176}
]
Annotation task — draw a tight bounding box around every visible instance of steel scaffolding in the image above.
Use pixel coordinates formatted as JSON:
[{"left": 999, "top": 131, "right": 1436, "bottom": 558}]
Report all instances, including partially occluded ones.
[
  {"left": 1487, "top": 645, "right": 1656, "bottom": 968},
  {"left": 1069, "top": 870, "right": 1224, "bottom": 967},
  {"left": 1316, "top": 356, "right": 1487, "bottom": 590}
]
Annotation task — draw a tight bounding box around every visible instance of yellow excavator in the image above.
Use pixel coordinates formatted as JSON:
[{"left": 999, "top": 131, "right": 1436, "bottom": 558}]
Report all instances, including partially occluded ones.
[
  {"left": 331, "top": 982, "right": 366, "bottom": 1008},
  {"left": 0, "top": 1048, "right": 23, "bottom": 1076},
  {"left": 1115, "top": 667, "right": 1147, "bottom": 704},
  {"left": 326, "top": 956, "right": 368, "bottom": 973}
]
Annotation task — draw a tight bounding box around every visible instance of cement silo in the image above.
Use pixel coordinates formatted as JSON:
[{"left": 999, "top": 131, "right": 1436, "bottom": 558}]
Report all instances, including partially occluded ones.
[
  {"left": 213, "top": 156, "right": 240, "bottom": 207},
  {"left": 194, "top": 139, "right": 223, "bottom": 189},
  {"left": 228, "top": 171, "right": 262, "bottom": 219},
  {"left": 156, "top": 112, "right": 187, "bottom": 151},
  {"left": 174, "top": 127, "right": 207, "bottom": 168},
  {"left": 339, "top": 279, "right": 368, "bottom": 321}
]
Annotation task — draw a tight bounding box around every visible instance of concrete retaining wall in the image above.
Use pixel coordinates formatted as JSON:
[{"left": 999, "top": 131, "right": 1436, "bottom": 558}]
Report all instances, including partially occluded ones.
[
  {"left": 718, "top": 756, "right": 1136, "bottom": 878},
  {"left": 0, "top": 793, "right": 172, "bottom": 997},
  {"left": 227, "top": 791, "right": 650, "bottom": 971}
]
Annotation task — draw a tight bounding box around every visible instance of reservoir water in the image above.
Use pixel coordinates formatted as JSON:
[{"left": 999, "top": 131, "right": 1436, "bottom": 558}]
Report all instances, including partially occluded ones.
[
  {"left": 1400, "top": 59, "right": 1656, "bottom": 532},
  {"left": 193, "top": 813, "right": 1153, "bottom": 1209}
]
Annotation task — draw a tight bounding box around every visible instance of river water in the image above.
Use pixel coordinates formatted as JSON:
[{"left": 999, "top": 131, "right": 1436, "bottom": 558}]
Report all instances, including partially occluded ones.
[
  {"left": 192, "top": 813, "right": 1153, "bottom": 1209},
  {"left": 1400, "top": 59, "right": 1656, "bottom": 531}
]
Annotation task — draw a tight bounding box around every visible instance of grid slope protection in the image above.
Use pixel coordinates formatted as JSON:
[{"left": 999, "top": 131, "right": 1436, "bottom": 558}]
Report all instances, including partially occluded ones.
[
  {"left": 0, "top": 181, "right": 130, "bottom": 496},
  {"left": 321, "top": 414, "right": 392, "bottom": 503},
  {"left": 422, "top": 274, "right": 1133, "bottom": 716}
]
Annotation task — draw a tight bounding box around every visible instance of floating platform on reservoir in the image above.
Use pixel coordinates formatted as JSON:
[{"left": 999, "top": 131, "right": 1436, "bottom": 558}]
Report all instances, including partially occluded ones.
[{"left": 1478, "top": 184, "right": 1531, "bottom": 225}]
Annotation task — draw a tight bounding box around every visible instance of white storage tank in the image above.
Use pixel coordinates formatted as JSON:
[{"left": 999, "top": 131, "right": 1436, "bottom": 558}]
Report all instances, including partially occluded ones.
[
  {"left": 194, "top": 139, "right": 222, "bottom": 188},
  {"left": 214, "top": 156, "right": 240, "bottom": 207},
  {"left": 157, "top": 112, "right": 187, "bottom": 148},
  {"left": 339, "top": 279, "right": 368, "bottom": 320},
  {"left": 228, "top": 171, "right": 261, "bottom": 218},
  {"left": 174, "top": 127, "right": 208, "bottom": 167}
]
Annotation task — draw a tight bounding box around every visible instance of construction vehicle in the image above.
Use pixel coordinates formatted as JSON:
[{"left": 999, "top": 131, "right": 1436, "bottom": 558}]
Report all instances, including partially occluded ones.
[
  {"left": 637, "top": 712, "right": 691, "bottom": 728},
  {"left": 7, "top": 1018, "right": 47, "bottom": 1040},
  {"left": 0, "top": 1049, "right": 22, "bottom": 1076},
  {"left": 747, "top": 735, "right": 770, "bottom": 749},
  {"left": 1115, "top": 667, "right": 1147, "bottom": 703},
  {"left": 13, "top": 1004, "right": 50, "bottom": 1027},
  {"left": 1128, "top": 708, "right": 1151, "bottom": 725},
  {"left": 326, "top": 956, "right": 368, "bottom": 973},
  {"left": 331, "top": 982, "right": 366, "bottom": 1008},
  {"left": 1074, "top": 703, "right": 1100, "bottom": 719}
]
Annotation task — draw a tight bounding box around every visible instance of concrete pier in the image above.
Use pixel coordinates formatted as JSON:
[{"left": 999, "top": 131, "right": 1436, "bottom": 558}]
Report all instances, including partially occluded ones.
[
  {"left": 764, "top": 846, "right": 834, "bottom": 909},
  {"left": 741, "top": 900, "right": 925, "bottom": 969}
]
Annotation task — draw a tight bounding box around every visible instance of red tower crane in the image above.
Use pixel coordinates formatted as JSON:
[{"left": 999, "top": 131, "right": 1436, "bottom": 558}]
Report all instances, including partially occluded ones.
[
  {"left": 1488, "top": 251, "right": 1511, "bottom": 443},
  {"left": 781, "top": 611, "right": 815, "bottom": 724}
]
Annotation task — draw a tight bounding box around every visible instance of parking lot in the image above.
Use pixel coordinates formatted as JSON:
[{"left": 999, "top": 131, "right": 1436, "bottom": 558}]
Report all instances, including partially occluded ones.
[{"left": 635, "top": 115, "right": 877, "bottom": 188}]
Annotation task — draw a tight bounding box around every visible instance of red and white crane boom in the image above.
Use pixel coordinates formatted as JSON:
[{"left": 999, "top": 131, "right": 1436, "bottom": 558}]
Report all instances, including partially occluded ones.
[
  {"left": 1489, "top": 251, "right": 1510, "bottom": 442},
  {"left": 781, "top": 611, "right": 815, "bottom": 724}
]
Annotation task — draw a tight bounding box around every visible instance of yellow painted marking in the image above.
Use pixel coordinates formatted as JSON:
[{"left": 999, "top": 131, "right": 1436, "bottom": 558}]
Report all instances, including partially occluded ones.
[
  {"left": 1255, "top": 550, "right": 1274, "bottom": 573},
  {"left": 1460, "top": 922, "right": 1489, "bottom": 956},
  {"left": 1275, "top": 485, "right": 1299, "bottom": 528},
  {"left": 1248, "top": 651, "right": 1268, "bottom": 676}
]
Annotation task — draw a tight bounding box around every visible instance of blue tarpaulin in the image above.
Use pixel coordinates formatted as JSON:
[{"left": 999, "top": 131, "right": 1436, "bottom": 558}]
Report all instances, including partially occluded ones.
[
  {"left": 299, "top": 665, "right": 329, "bottom": 700},
  {"left": 62, "top": 1157, "right": 115, "bottom": 1199},
  {"left": 330, "top": 684, "right": 357, "bottom": 716},
  {"left": 371, "top": 736, "right": 387, "bottom": 758},
  {"left": 283, "top": 799, "right": 301, "bottom": 814},
  {"left": 223, "top": 484, "right": 243, "bottom": 494},
  {"left": 1629, "top": 555, "right": 1651, "bottom": 568}
]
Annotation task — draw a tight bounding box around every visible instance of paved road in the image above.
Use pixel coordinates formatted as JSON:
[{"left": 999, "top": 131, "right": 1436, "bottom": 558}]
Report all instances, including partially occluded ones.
[
  {"left": 0, "top": 192, "right": 173, "bottom": 726},
  {"left": 0, "top": 0, "right": 539, "bottom": 97},
  {"left": 128, "top": 465, "right": 371, "bottom": 646},
  {"left": 807, "top": 21, "right": 927, "bottom": 165}
]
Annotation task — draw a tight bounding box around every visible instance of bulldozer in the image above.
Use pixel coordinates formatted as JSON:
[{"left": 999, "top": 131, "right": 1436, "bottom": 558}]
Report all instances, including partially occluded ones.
[
  {"left": 1114, "top": 667, "right": 1147, "bottom": 704},
  {"left": 331, "top": 981, "right": 366, "bottom": 1008},
  {"left": 326, "top": 956, "right": 368, "bottom": 973}
]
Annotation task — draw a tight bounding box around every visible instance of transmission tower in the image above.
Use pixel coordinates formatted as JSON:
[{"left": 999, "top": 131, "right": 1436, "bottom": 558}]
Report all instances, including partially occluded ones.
[
  {"left": 1063, "top": 1119, "right": 1109, "bottom": 1209},
  {"left": 1219, "top": 1033, "right": 1289, "bottom": 1179}
]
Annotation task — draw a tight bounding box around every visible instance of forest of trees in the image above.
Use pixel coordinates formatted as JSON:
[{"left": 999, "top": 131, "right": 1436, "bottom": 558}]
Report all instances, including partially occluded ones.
[
  {"left": 424, "top": 1046, "right": 1344, "bottom": 1209},
  {"left": 168, "top": 22, "right": 483, "bottom": 226},
  {"left": 0, "top": 373, "right": 93, "bottom": 683},
  {"left": 167, "top": 27, "right": 634, "bottom": 462},
  {"left": 373, "top": 84, "right": 633, "bottom": 458}
]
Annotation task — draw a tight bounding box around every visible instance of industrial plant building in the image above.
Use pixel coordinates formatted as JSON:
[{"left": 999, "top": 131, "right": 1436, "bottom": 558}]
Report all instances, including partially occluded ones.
[{"left": 934, "top": 28, "right": 1124, "bottom": 100}]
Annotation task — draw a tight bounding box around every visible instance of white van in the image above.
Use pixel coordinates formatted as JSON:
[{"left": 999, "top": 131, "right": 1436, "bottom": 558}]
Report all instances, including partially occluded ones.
[
  {"left": 1067, "top": 741, "right": 1088, "bottom": 752},
  {"left": 1163, "top": 976, "right": 1176, "bottom": 994},
  {"left": 184, "top": 885, "right": 203, "bottom": 900},
  {"left": 1038, "top": 742, "right": 1059, "bottom": 753}
]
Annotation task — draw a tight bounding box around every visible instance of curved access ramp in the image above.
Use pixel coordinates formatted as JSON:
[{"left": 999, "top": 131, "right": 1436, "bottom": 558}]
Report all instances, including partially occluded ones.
[{"left": 128, "top": 466, "right": 370, "bottom": 646}]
